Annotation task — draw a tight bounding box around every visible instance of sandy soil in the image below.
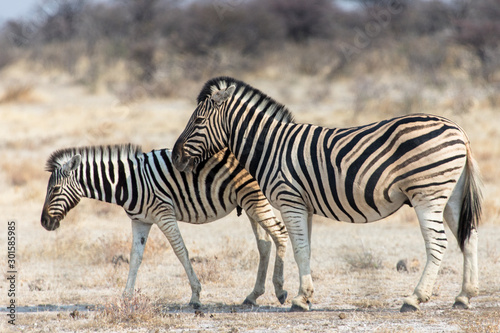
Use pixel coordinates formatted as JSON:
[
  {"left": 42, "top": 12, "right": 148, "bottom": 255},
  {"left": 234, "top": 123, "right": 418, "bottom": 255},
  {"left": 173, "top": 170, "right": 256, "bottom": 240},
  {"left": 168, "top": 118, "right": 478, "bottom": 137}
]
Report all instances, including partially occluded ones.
[{"left": 1, "top": 67, "right": 499, "bottom": 332}]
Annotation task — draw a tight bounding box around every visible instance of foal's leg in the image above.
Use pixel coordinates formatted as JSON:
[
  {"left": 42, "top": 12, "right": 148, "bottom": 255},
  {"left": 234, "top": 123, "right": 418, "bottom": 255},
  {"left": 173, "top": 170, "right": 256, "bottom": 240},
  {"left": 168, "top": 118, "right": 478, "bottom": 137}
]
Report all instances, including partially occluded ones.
[
  {"left": 124, "top": 219, "right": 152, "bottom": 297},
  {"left": 156, "top": 210, "right": 202, "bottom": 309}
]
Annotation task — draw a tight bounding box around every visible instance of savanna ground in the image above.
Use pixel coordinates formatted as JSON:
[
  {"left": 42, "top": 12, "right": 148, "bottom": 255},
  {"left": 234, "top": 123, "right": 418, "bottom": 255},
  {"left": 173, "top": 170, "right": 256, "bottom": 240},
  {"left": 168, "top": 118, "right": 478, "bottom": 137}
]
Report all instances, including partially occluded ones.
[{"left": 1, "top": 0, "right": 500, "bottom": 331}]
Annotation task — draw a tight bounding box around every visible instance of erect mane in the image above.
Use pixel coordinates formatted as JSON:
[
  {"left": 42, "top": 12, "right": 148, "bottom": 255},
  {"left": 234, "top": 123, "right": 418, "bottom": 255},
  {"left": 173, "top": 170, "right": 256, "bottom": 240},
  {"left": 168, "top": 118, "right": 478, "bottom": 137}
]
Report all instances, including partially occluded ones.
[
  {"left": 197, "top": 76, "right": 295, "bottom": 124},
  {"left": 45, "top": 144, "right": 142, "bottom": 172}
]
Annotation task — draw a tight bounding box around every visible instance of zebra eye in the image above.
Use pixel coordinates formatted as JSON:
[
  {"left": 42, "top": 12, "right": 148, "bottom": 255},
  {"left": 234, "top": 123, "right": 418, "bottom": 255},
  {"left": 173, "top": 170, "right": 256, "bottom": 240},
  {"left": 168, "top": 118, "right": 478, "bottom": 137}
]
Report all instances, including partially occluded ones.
[
  {"left": 53, "top": 185, "right": 62, "bottom": 194},
  {"left": 194, "top": 116, "right": 205, "bottom": 125}
]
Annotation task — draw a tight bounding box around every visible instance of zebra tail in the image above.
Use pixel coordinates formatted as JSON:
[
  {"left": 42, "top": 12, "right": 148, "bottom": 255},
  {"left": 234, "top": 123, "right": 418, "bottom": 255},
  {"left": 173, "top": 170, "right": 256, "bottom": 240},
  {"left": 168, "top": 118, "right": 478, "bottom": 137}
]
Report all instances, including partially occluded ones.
[{"left": 457, "top": 144, "right": 483, "bottom": 251}]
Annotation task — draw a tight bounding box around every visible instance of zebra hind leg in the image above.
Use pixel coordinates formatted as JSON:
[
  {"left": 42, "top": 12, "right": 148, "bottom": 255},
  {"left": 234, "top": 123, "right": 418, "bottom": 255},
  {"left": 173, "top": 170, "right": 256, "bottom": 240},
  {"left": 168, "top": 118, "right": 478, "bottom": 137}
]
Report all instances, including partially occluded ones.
[
  {"left": 443, "top": 185, "right": 479, "bottom": 309},
  {"left": 402, "top": 204, "right": 448, "bottom": 312},
  {"left": 123, "top": 220, "right": 152, "bottom": 298},
  {"left": 157, "top": 214, "right": 203, "bottom": 309}
]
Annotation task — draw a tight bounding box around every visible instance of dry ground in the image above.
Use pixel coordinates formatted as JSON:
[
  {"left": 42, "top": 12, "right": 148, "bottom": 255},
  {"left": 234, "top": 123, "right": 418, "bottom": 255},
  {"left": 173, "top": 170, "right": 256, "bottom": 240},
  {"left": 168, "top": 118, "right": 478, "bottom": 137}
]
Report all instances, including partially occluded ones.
[{"left": 1, "top": 64, "right": 499, "bottom": 332}]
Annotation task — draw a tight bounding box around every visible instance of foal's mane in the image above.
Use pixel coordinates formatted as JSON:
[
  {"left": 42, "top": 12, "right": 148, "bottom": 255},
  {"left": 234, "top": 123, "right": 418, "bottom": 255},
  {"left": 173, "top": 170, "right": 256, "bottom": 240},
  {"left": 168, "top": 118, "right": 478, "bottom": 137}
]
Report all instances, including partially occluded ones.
[{"left": 45, "top": 144, "right": 142, "bottom": 172}]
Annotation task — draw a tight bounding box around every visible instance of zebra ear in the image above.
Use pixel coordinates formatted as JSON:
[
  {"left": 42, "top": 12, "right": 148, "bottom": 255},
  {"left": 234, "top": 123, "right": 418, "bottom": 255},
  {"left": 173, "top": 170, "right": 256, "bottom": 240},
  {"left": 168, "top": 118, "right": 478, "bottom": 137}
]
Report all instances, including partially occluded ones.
[
  {"left": 212, "top": 85, "right": 236, "bottom": 105},
  {"left": 62, "top": 154, "right": 81, "bottom": 175}
]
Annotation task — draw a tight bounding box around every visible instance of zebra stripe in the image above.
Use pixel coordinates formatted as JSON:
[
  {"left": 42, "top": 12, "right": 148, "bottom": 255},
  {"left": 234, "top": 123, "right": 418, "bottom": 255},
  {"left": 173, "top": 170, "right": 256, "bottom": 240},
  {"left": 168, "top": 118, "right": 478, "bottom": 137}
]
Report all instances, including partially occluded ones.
[
  {"left": 41, "top": 144, "right": 288, "bottom": 307},
  {"left": 172, "top": 76, "right": 482, "bottom": 312}
]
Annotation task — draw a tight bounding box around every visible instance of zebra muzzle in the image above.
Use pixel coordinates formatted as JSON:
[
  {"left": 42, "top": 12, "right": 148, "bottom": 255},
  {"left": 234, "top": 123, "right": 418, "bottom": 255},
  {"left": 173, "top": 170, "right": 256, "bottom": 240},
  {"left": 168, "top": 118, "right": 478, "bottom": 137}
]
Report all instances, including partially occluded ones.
[
  {"left": 41, "top": 212, "right": 61, "bottom": 231},
  {"left": 172, "top": 142, "right": 195, "bottom": 172}
]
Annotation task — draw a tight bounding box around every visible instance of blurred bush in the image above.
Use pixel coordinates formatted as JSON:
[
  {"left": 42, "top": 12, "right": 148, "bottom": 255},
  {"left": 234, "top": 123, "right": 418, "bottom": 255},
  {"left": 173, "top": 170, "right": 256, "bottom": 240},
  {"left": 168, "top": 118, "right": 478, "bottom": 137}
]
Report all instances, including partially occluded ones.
[{"left": 1, "top": 0, "right": 499, "bottom": 93}]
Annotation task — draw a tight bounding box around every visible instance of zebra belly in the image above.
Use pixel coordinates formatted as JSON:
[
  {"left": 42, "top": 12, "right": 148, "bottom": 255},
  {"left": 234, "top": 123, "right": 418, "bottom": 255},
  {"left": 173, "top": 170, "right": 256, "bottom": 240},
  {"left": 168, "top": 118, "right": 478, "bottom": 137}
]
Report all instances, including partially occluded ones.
[
  {"left": 175, "top": 205, "right": 236, "bottom": 224},
  {"left": 309, "top": 186, "right": 409, "bottom": 223}
]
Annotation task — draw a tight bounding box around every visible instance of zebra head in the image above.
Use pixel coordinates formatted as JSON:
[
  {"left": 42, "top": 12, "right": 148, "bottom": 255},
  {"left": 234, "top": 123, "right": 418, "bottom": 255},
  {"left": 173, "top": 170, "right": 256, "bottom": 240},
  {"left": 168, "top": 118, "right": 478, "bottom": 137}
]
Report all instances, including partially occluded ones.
[
  {"left": 173, "top": 77, "right": 236, "bottom": 172},
  {"left": 41, "top": 154, "right": 83, "bottom": 231}
]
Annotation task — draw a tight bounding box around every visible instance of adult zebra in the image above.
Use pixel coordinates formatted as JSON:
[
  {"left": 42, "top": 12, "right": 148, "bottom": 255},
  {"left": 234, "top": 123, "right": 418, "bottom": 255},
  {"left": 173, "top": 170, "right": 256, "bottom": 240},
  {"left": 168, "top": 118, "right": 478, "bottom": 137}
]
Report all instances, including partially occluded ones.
[
  {"left": 172, "top": 77, "right": 482, "bottom": 312},
  {"left": 41, "top": 144, "right": 288, "bottom": 308}
]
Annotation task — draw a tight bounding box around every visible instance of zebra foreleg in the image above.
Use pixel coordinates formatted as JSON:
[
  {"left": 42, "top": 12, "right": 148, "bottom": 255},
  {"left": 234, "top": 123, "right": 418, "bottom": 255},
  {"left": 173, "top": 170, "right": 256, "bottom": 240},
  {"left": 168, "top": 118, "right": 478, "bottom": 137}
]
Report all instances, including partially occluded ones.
[
  {"left": 402, "top": 205, "right": 448, "bottom": 312},
  {"left": 123, "top": 219, "right": 152, "bottom": 298},
  {"left": 157, "top": 216, "right": 202, "bottom": 309},
  {"left": 282, "top": 209, "right": 314, "bottom": 312}
]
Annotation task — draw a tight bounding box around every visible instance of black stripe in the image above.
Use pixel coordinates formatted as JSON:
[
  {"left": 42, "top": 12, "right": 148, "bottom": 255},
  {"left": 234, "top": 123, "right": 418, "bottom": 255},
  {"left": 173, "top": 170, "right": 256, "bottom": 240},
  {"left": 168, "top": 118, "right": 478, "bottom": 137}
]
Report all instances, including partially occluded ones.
[
  {"left": 405, "top": 179, "right": 456, "bottom": 192},
  {"left": 85, "top": 160, "right": 94, "bottom": 198},
  {"left": 101, "top": 158, "right": 112, "bottom": 202},
  {"left": 93, "top": 160, "right": 101, "bottom": 200},
  {"left": 127, "top": 159, "right": 139, "bottom": 211},
  {"left": 323, "top": 129, "right": 348, "bottom": 221}
]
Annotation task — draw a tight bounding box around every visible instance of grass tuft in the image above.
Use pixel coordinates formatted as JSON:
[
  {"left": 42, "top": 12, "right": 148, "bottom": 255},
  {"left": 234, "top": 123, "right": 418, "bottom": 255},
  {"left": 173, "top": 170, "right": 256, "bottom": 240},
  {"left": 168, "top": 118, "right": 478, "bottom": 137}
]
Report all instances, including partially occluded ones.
[
  {"left": 343, "top": 250, "right": 383, "bottom": 270},
  {"left": 98, "top": 290, "right": 161, "bottom": 324}
]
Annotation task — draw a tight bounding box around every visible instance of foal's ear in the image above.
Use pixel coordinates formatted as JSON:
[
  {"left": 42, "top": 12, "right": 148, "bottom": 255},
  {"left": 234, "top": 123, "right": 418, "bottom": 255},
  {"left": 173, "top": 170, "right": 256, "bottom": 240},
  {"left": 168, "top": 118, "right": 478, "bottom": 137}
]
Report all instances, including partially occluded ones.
[
  {"left": 212, "top": 85, "right": 236, "bottom": 105},
  {"left": 62, "top": 154, "right": 81, "bottom": 175}
]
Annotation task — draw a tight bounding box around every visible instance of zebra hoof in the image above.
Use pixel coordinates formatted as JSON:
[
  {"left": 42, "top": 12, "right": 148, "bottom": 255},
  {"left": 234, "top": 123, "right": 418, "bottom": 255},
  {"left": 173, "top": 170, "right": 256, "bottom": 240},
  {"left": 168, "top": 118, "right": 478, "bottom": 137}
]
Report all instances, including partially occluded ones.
[
  {"left": 277, "top": 291, "right": 288, "bottom": 305},
  {"left": 290, "top": 300, "right": 311, "bottom": 312},
  {"left": 242, "top": 298, "right": 257, "bottom": 306},
  {"left": 400, "top": 303, "right": 419, "bottom": 312},
  {"left": 452, "top": 300, "right": 469, "bottom": 309},
  {"left": 189, "top": 301, "right": 202, "bottom": 309}
]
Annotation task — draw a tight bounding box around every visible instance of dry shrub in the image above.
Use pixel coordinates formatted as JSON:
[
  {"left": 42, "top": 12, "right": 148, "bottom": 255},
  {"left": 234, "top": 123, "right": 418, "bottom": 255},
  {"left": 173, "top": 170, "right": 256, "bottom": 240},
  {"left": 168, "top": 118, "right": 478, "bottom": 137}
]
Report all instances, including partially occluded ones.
[
  {"left": 98, "top": 290, "right": 161, "bottom": 324},
  {"left": 343, "top": 248, "right": 383, "bottom": 270},
  {"left": 0, "top": 84, "right": 38, "bottom": 104}
]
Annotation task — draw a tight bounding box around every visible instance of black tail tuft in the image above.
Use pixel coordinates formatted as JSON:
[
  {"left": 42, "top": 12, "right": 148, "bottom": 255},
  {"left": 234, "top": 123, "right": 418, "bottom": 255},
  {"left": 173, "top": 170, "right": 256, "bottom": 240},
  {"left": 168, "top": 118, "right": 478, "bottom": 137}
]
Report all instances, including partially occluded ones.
[{"left": 457, "top": 153, "right": 482, "bottom": 251}]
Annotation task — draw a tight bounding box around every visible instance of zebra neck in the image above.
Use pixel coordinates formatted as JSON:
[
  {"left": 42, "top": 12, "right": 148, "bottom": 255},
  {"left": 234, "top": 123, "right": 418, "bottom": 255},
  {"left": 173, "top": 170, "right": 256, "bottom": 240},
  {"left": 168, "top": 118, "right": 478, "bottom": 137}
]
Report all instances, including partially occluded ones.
[
  {"left": 77, "top": 153, "right": 145, "bottom": 209},
  {"left": 229, "top": 110, "right": 295, "bottom": 182}
]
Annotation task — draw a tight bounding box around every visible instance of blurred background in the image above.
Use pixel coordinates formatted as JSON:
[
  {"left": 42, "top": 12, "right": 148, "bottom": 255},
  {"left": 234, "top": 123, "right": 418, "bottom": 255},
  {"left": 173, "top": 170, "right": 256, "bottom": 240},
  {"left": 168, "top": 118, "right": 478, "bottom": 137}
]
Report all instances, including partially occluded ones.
[{"left": 1, "top": 0, "right": 499, "bottom": 103}]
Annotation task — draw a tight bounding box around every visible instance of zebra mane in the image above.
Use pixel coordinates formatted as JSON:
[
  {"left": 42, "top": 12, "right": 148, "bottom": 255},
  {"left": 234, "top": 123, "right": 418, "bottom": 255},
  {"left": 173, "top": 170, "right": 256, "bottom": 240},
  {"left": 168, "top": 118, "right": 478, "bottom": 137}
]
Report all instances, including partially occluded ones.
[
  {"left": 197, "top": 76, "right": 295, "bottom": 124},
  {"left": 45, "top": 144, "right": 142, "bottom": 172}
]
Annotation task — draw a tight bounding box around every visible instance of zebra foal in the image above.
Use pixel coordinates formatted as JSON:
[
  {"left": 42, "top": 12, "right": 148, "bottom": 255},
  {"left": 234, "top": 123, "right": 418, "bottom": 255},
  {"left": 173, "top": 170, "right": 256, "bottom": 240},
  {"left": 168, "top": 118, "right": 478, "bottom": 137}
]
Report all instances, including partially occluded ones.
[
  {"left": 41, "top": 144, "right": 288, "bottom": 308},
  {"left": 172, "top": 77, "right": 482, "bottom": 312}
]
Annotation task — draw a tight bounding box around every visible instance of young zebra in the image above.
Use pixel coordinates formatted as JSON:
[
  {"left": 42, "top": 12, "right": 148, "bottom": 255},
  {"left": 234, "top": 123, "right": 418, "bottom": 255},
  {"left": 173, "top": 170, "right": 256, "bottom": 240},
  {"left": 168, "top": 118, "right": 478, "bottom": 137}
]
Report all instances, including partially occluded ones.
[
  {"left": 172, "top": 77, "right": 483, "bottom": 312},
  {"left": 41, "top": 144, "right": 288, "bottom": 308}
]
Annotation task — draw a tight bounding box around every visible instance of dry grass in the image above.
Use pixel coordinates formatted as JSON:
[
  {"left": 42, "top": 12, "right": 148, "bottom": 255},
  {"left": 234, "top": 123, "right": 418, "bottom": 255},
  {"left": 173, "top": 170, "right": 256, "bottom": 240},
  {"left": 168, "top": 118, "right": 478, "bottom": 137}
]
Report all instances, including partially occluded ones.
[
  {"left": 0, "top": 84, "right": 39, "bottom": 104},
  {"left": 342, "top": 248, "right": 383, "bottom": 270},
  {"left": 98, "top": 290, "right": 161, "bottom": 324}
]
